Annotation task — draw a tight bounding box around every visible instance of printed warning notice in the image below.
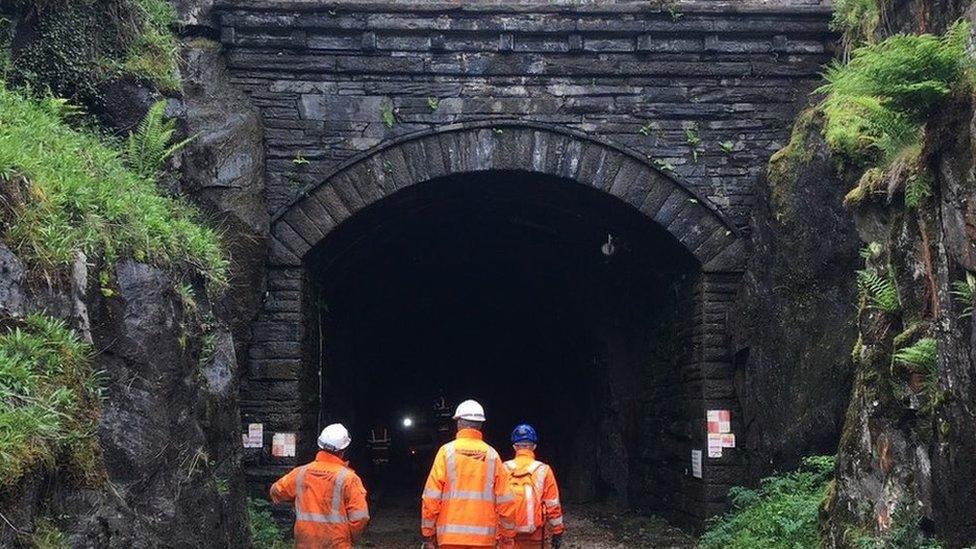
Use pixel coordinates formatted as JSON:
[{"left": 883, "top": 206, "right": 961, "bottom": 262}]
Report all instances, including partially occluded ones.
[
  {"left": 692, "top": 450, "right": 703, "bottom": 478},
  {"left": 707, "top": 410, "right": 732, "bottom": 434},
  {"left": 272, "top": 432, "right": 296, "bottom": 457},
  {"left": 707, "top": 433, "right": 724, "bottom": 458},
  {"left": 243, "top": 423, "right": 263, "bottom": 449},
  {"left": 721, "top": 433, "right": 736, "bottom": 448}
]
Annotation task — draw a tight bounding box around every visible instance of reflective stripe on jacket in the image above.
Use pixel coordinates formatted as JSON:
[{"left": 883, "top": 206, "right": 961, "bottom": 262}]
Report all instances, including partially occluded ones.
[
  {"left": 270, "top": 451, "right": 370, "bottom": 549},
  {"left": 505, "top": 449, "right": 565, "bottom": 541},
  {"left": 421, "top": 428, "right": 518, "bottom": 546}
]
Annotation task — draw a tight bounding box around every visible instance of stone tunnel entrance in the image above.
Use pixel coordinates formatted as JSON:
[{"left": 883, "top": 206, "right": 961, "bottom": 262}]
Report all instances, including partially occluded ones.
[
  {"left": 307, "top": 170, "right": 698, "bottom": 513},
  {"left": 244, "top": 124, "right": 746, "bottom": 526}
]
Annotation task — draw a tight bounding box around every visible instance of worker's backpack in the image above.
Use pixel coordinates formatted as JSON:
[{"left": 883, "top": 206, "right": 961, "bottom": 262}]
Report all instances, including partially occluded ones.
[{"left": 504, "top": 460, "right": 548, "bottom": 534}]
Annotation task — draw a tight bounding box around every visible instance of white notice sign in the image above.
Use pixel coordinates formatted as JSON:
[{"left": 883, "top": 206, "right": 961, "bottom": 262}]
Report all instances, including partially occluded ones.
[
  {"left": 692, "top": 450, "right": 703, "bottom": 479},
  {"left": 243, "top": 423, "right": 263, "bottom": 448},
  {"left": 272, "top": 432, "right": 296, "bottom": 457},
  {"left": 707, "top": 433, "right": 723, "bottom": 458}
]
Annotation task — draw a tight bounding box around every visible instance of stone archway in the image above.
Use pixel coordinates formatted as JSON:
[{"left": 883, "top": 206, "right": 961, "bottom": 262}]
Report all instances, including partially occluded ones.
[
  {"left": 268, "top": 121, "right": 744, "bottom": 271},
  {"left": 244, "top": 122, "right": 746, "bottom": 524}
]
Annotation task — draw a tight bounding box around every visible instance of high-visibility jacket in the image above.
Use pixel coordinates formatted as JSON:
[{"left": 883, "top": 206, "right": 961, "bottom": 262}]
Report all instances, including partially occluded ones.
[
  {"left": 270, "top": 451, "right": 370, "bottom": 549},
  {"left": 421, "top": 428, "right": 518, "bottom": 546},
  {"left": 504, "top": 449, "right": 565, "bottom": 543}
]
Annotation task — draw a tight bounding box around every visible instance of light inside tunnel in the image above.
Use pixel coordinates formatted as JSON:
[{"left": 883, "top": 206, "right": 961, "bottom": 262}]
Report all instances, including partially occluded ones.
[{"left": 304, "top": 170, "right": 699, "bottom": 514}]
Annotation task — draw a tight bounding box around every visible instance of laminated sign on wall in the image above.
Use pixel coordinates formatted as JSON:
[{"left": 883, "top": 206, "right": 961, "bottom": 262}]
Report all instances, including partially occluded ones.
[
  {"left": 706, "top": 410, "right": 733, "bottom": 458},
  {"left": 272, "top": 432, "right": 296, "bottom": 457},
  {"left": 691, "top": 450, "right": 703, "bottom": 479},
  {"left": 242, "top": 423, "right": 263, "bottom": 449}
]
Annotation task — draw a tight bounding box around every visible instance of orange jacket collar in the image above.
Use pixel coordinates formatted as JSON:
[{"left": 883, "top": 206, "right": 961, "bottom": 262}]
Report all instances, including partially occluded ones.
[
  {"left": 315, "top": 450, "right": 348, "bottom": 466},
  {"left": 515, "top": 448, "right": 536, "bottom": 460},
  {"left": 456, "top": 428, "right": 483, "bottom": 441}
]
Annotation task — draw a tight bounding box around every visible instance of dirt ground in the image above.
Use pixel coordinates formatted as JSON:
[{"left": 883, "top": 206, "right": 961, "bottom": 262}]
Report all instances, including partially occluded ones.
[{"left": 357, "top": 493, "right": 696, "bottom": 549}]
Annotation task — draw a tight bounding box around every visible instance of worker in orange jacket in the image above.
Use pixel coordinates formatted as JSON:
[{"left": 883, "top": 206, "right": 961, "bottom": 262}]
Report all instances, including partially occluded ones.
[
  {"left": 421, "top": 399, "right": 518, "bottom": 548},
  {"left": 504, "top": 424, "right": 565, "bottom": 548},
  {"left": 270, "top": 423, "right": 370, "bottom": 548}
]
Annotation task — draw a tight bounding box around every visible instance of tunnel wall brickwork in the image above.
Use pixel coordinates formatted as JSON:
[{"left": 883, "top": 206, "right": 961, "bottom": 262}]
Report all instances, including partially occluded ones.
[
  {"left": 219, "top": 0, "right": 834, "bottom": 525},
  {"left": 215, "top": 0, "right": 834, "bottom": 227}
]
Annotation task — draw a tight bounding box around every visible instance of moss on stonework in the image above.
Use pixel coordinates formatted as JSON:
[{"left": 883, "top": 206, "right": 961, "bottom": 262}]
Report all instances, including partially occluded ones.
[
  {"left": 767, "top": 108, "right": 823, "bottom": 215},
  {"left": 892, "top": 322, "right": 927, "bottom": 349},
  {"left": 8, "top": 0, "right": 181, "bottom": 99}
]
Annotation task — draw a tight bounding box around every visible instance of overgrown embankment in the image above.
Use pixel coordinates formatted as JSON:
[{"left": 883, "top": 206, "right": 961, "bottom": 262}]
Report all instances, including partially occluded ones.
[
  {"left": 0, "top": 0, "right": 264, "bottom": 545},
  {"left": 720, "top": 2, "right": 976, "bottom": 546}
]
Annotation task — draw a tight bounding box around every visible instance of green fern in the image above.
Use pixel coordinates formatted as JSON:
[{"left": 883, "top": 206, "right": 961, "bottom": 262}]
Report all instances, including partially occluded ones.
[
  {"left": 124, "top": 100, "right": 194, "bottom": 180},
  {"left": 951, "top": 272, "right": 975, "bottom": 318},
  {"left": 857, "top": 269, "right": 901, "bottom": 312},
  {"left": 859, "top": 241, "right": 884, "bottom": 260},
  {"left": 894, "top": 338, "right": 938, "bottom": 369},
  {"left": 904, "top": 172, "right": 933, "bottom": 209},
  {"left": 818, "top": 21, "right": 975, "bottom": 165},
  {"left": 381, "top": 104, "right": 396, "bottom": 129}
]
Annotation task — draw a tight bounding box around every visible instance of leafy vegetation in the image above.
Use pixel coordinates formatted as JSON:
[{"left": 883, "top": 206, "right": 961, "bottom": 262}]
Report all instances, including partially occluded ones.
[
  {"left": 0, "top": 15, "right": 13, "bottom": 80},
  {"left": 124, "top": 100, "right": 194, "bottom": 180},
  {"left": 120, "top": 0, "right": 182, "bottom": 92},
  {"left": 847, "top": 518, "right": 945, "bottom": 548},
  {"left": 7, "top": 0, "right": 181, "bottom": 97},
  {"left": 893, "top": 338, "right": 938, "bottom": 372},
  {"left": 856, "top": 269, "right": 901, "bottom": 312},
  {"left": 381, "top": 104, "right": 396, "bottom": 128},
  {"left": 0, "top": 313, "right": 101, "bottom": 494},
  {"left": 831, "top": 0, "right": 880, "bottom": 54},
  {"left": 22, "top": 515, "right": 70, "bottom": 549},
  {"left": 818, "top": 21, "right": 975, "bottom": 166},
  {"left": 0, "top": 84, "right": 227, "bottom": 286},
  {"left": 248, "top": 497, "right": 290, "bottom": 549},
  {"left": 699, "top": 456, "right": 835, "bottom": 549},
  {"left": 951, "top": 272, "right": 975, "bottom": 318}
]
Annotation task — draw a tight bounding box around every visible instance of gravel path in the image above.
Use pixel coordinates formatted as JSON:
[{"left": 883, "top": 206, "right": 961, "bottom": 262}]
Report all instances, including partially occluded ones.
[{"left": 356, "top": 495, "right": 696, "bottom": 549}]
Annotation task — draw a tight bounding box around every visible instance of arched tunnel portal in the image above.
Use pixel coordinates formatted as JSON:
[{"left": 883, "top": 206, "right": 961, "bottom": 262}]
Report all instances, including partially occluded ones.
[{"left": 245, "top": 123, "right": 745, "bottom": 525}]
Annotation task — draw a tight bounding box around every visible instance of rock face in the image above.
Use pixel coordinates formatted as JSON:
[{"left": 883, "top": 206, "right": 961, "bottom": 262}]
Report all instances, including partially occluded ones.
[
  {"left": 177, "top": 39, "right": 268, "bottom": 366},
  {"left": 822, "top": 94, "right": 976, "bottom": 549},
  {"left": 819, "top": 3, "right": 976, "bottom": 547},
  {"left": 48, "top": 260, "right": 249, "bottom": 548},
  {"left": 729, "top": 111, "right": 861, "bottom": 478}
]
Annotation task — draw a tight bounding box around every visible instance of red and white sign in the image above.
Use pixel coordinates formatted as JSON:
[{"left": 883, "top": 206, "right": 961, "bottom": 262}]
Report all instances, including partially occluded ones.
[
  {"left": 707, "top": 410, "right": 732, "bottom": 434},
  {"left": 720, "top": 433, "right": 736, "bottom": 448},
  {"left": 272, "top": 432, "right": 296, "bottom": 457}
]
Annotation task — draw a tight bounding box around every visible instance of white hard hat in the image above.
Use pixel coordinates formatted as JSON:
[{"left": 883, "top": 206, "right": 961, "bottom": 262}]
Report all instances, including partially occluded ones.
[
  {"left": 453, "top": 399, "right": 486, "bottom": 422},
  {"left": 318, "top": 423, "right": 351, "bottom": 451}
]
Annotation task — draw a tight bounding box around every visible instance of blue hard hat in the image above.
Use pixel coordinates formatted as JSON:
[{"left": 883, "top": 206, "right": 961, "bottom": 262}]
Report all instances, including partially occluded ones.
[{"left": 511, "top": 424, "right": 538, "bottom": 444}]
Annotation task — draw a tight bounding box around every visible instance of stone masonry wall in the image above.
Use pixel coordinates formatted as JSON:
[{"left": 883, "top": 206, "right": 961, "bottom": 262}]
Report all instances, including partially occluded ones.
[{"left": 216, "top": 0, "right": 835, "bottom": 227}]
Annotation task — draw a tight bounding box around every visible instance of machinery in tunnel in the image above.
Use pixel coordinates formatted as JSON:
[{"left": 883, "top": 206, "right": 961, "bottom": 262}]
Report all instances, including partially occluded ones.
[{"left": 301, "top": 170, "right": 700, "bottom": 516}]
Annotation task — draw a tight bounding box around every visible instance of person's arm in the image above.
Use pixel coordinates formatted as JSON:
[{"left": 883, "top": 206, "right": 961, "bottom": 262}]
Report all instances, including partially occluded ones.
[
  {"left": 542, "top": 467, "right": 565, "bottom": 535},
  {"left": 269, "top": 467, "right": 300, "bottom": 504},
  {"left": 345, "top": 472, "right": 370, "bottom": 541},
  {"left": 421, "top": 447, "right": 447, "bottom": 540},
  {"left": 493, "top": 454, "right": 517, "bottom": 541}
]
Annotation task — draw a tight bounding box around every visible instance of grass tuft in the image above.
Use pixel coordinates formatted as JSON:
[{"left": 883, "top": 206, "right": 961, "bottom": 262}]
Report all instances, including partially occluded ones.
[
  {"left": 0, "top": 313, "right": 101, "bottom": 494},
  {"left": 119, "top": 0, "right": 182, "bottom": 92},
  {"left": 0, "top": 84, "right": 227, "bottom": 286},
  {"left": 831, "top": 0, "right": 880, "bottom": 54}
]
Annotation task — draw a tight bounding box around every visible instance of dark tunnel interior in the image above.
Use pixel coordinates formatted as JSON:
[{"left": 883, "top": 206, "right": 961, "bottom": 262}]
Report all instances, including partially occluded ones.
[{"left": 304, "top": 171, "right": 699, "bottom": 513}]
